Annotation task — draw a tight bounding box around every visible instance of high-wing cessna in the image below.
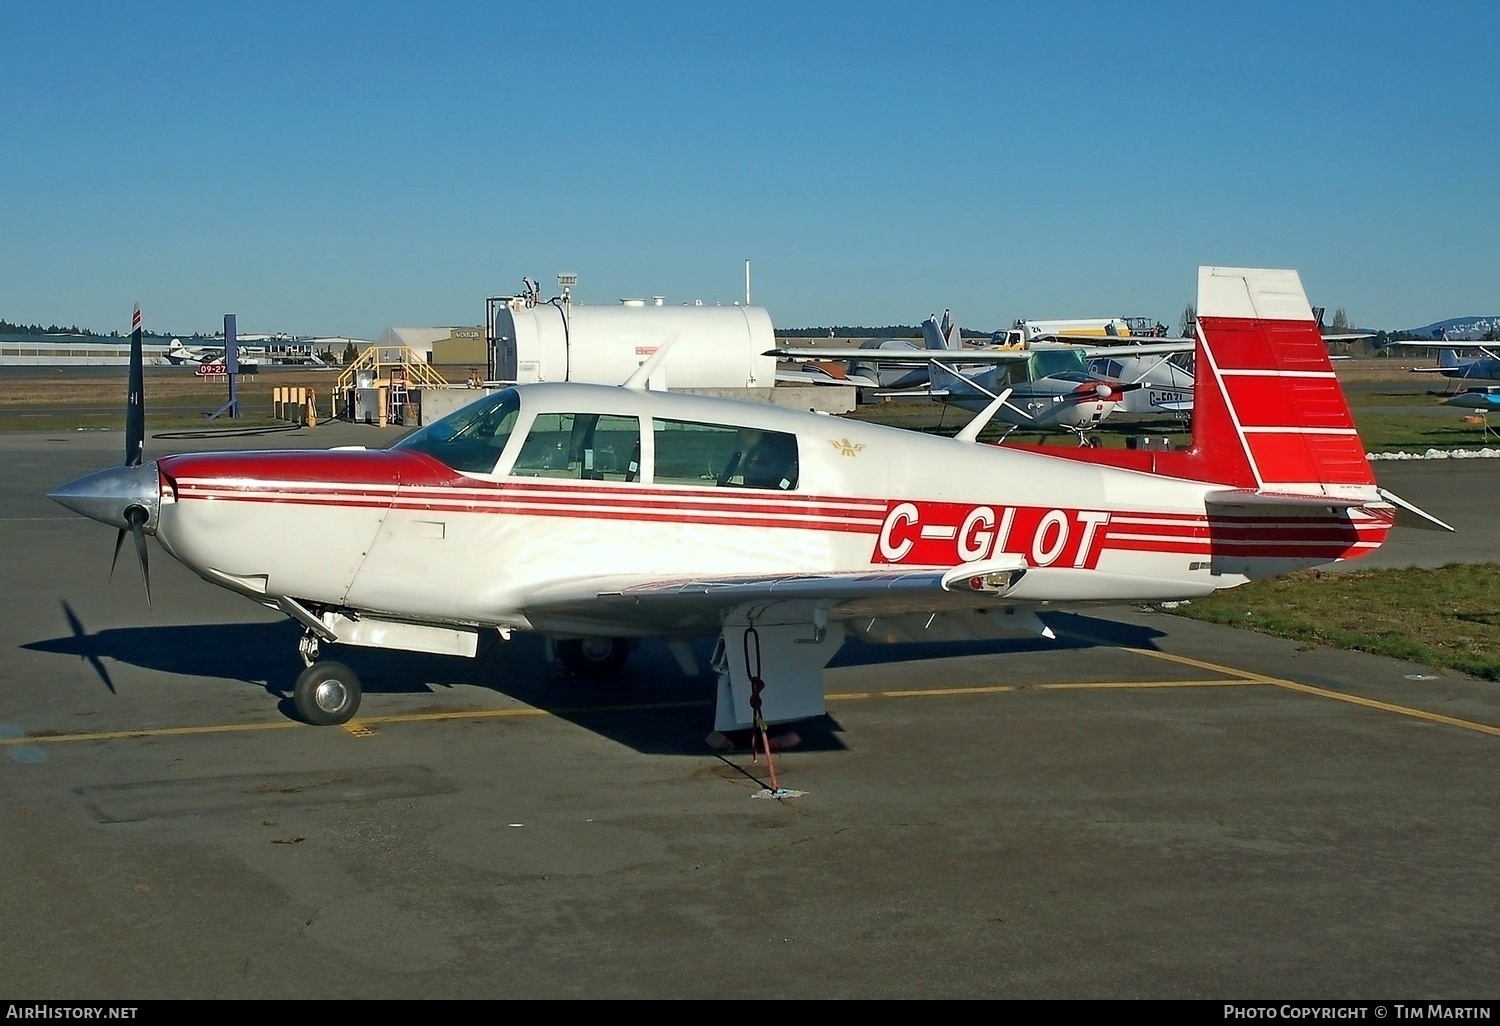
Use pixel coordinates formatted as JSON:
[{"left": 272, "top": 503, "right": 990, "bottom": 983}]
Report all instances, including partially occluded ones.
[
  {"left": 1086, "top": 347, "right": 1195, "bottom": 417},
  {"left": 49, "top": 268, "right": 1450, "bottom": 747},
  {"left": 777, "top": 331, "right": 1195, "bottom": 442}
]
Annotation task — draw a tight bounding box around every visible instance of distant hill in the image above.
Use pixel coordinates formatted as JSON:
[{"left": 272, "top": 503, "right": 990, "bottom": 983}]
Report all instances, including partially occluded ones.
[{"left": 1404, "top": 315, "right": 1500, "bottom": 341}]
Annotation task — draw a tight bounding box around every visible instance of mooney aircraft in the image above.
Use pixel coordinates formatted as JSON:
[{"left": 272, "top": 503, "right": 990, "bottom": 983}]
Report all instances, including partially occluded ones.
[{"left": 49, "top": 268, "right": 1450, "bottom": 749}]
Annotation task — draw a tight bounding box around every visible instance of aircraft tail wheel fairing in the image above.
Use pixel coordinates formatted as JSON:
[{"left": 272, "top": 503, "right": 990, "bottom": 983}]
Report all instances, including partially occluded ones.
[
  {"left": 293, "top": 661, "right": 362, "bottom": 726},
  {"left": 557, "top": 637, "right": 630, "bottom": 677}
]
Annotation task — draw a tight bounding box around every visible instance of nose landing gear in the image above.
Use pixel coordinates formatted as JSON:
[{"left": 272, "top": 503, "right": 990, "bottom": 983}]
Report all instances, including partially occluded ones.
[
  {"left": 293, "top": 659, "right": 362, "bottom": 726},
  {"left": 293, "top": 629, "right": 361, "bottom": 726}
]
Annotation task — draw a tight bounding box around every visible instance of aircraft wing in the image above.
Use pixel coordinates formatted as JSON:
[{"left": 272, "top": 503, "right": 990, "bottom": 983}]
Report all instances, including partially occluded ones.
[
  {"left": 1037, "top": 334, "right": 1195, "bottom": 349},
  {"left": 768, "top": 346, "right": 873, "bottom": 360},
  {"left": 520, "top": 558, "right": 1031, "bottom": 636},
  {"left": 773, "top": 366, "right": 880, "bottom": 387},
  {"left": 767, "top": 347, "right": 1032, "bottom": 365},
  {"left": 1067, "top": 340, "right": 1195, "bottom": 358}
]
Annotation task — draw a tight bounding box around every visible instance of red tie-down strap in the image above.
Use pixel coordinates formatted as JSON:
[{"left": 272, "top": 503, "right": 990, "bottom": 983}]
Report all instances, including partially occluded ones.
[{"left": 742, "top": 625, "right": 781, "bottom": 793}]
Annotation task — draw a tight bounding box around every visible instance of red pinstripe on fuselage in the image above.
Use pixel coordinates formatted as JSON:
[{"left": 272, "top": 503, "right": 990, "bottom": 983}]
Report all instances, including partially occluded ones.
[{"left": 156, "top": 448, "right": 1388, "bottom": 569}]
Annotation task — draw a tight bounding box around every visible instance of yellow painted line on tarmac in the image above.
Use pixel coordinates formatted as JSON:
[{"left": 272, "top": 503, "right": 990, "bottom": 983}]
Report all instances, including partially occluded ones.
[
  {"left": 1119, "top": 644, "right": 1500, "bottom": 739},
  {"left": 352, "top": 699, "right": 708, "bottom": 728},
  {"left": 1, "top": 720, "right": 304, "bottom": 745},
  {"left": 826, "top": 678, "right": 1257, "bottom": 702},
  {"left": 0, "top": 699, "right": 711, "bottom": 746},
  {"left": 1034, "top": 678, "right": 1257, "bottom": 691},
  {"left": 870, "top": 684, "right": 1016, "bottom": 699}
]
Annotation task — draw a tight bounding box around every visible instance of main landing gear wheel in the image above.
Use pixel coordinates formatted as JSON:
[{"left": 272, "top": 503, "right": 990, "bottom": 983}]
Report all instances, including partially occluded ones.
[
  {"left": 557, "top": 637, "right": 630, "bottom": 678},
  {"left": 293, "top": 661, "right": 362, "bottom": 726}
]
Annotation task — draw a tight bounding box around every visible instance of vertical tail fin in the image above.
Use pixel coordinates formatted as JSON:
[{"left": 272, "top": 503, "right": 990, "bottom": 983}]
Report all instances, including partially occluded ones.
[
  {"left": 1193, "top": 267, "right": 1374, "bottom": 494},
  {"left": 921, "top": 310, "right": 962, "bottom": 351}
]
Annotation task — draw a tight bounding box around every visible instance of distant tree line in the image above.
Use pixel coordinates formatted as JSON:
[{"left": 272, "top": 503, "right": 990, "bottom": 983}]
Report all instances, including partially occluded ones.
[{"left": 0, "top": 319, "right": 95, "bottom": 336}]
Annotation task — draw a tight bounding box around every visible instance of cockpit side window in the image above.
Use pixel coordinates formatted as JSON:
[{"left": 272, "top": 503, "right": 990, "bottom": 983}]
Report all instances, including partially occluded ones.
[
  {"left": 391, "top": 388, "right": 521, "bottom": 474},
  {"left": 653, "top": 418, "right": 798, "bottom": 490},
  {"left": 510, "top": 413, "right": 642, "bottom": 481}
]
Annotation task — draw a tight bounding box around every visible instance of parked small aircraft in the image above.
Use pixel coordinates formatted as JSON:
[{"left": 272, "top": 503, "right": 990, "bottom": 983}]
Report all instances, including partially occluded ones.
[
  {"left": 166, "top": 338, "right": 264, "bottom": 367},
  {"left": 777, "top": 332, "right": 1194, "bottom": 443},
  {"left": 1443, "top": 386, "right": 1500, "bottom": 412},
  {"left": 1399, "top": 344, "right": 1500, "bottom": 383},
  {"left": 1085, "top": 348, "right": 1195, "bottom": 417},
  {"left": 773, "top": 310, "right": 965, "bottom": 390},
  {"left": 49, "top": 269, "right": 1449, "bottom": 751}
]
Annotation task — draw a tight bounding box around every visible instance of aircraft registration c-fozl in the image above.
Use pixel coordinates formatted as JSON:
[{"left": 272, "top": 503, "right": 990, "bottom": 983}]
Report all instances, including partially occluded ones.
[{"left": 51, "top": 268, "right": 1452, "bottom": 746}]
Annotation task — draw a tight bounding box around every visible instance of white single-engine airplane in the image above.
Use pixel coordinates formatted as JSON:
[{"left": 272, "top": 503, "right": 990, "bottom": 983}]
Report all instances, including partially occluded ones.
[
  {"left": 51, "top": 268, "right": 1450, "bottom": 745},
  {"left": 777, "top": 330, "right": 1196, "bottom": 442}
]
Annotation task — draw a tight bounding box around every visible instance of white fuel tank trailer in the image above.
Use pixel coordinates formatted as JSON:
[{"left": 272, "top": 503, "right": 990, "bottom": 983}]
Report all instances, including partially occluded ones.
[{"left": 491, "top": 291, "right": 776, "bottom": 390}]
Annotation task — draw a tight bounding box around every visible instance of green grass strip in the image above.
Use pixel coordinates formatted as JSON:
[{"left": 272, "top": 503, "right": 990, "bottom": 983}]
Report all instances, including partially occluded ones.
[{"left": 1167, "top": 563, "right": 1500, "bottom": 681}]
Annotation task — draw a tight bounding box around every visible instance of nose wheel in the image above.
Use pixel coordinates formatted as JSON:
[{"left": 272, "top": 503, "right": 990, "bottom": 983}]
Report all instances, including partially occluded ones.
[{"left": 293, "top": 659, "right": 362, "bottom": 726}]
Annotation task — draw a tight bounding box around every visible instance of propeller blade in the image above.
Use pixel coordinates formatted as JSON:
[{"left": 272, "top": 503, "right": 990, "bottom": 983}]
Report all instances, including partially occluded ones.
[
  {"left": 126, "top": 306, "right": 145, "bottom": 467},
  {"left": 110, "top": 527, "right": 127, "bottom": 580},
  {"left": 128, "top": 508, "right": 151, "bottom": 608}
]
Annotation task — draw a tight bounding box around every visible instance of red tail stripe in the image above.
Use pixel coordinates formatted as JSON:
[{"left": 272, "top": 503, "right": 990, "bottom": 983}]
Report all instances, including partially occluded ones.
[
  {"left": 1224, "top": 376, "right": 1357, "bottom": 430},
  {"left": 1246, "top": 434, "right": 1374, "bottom": 486},
  {"left": 1202, "top": 317, "right": 1332, "bottom": 373}
]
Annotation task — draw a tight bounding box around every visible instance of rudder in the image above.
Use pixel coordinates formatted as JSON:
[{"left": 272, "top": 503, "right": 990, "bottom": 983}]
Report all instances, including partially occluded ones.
[{"left": 1193, "top": 267, "right": 1374, "bottom": 494}]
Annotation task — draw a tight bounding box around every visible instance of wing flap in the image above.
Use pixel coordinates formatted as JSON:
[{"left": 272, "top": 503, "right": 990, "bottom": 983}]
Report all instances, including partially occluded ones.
[{"left": 521, "top": 557, "right": 1031, "bottom": 634}]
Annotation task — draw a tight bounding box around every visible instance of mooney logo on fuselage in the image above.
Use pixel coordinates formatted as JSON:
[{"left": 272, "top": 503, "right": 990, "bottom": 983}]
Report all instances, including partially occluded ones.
[{"left": 873, "top": 501, "right": 1110, "bottom": 569}]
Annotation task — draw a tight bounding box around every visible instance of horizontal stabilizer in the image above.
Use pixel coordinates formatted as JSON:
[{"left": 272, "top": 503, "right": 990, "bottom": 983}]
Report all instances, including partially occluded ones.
[
  {"left": 1205, "top": 486, "right": 1453, "bottom": 533},
  {"left": 1204, "top": 488, "right": 1376, "bottom": 509},
  {"left": 1377, "top": 487, "right": 1455, "bottom": 532}
]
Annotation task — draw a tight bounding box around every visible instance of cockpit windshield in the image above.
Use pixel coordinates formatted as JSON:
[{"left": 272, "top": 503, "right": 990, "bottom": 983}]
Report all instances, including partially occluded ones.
[
  {"left": 391, "top": 388, "right": 521, "bottom": 474},
  {"left": 1029, "top": 349, "right": 1089, "bottom": 379}
]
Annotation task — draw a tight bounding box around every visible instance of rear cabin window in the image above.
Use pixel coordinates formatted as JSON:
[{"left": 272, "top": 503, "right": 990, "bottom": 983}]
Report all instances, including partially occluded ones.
[
  {"left": 510, "top": 413, "right": 642, "bottom": 481},
  {"left": 653, "top": 419, "right": 798, "bottom": 490}
]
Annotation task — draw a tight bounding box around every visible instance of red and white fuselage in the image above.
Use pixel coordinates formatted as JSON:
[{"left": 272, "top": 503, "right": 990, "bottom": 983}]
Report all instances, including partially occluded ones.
[{"left": 51, "top": 267, "right": 1415, "bottom": 730}]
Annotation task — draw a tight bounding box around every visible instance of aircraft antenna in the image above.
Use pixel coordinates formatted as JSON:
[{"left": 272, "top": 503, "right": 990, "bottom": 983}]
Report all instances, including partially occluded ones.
[{"left": 623, "top": 331, "right": 680, "bottom": 391}]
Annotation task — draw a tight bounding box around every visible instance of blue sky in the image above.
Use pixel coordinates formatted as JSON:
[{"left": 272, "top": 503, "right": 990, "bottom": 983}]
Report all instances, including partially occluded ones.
[{"left": 3, "top": 1, "right": 1496, "bottom": 338}]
